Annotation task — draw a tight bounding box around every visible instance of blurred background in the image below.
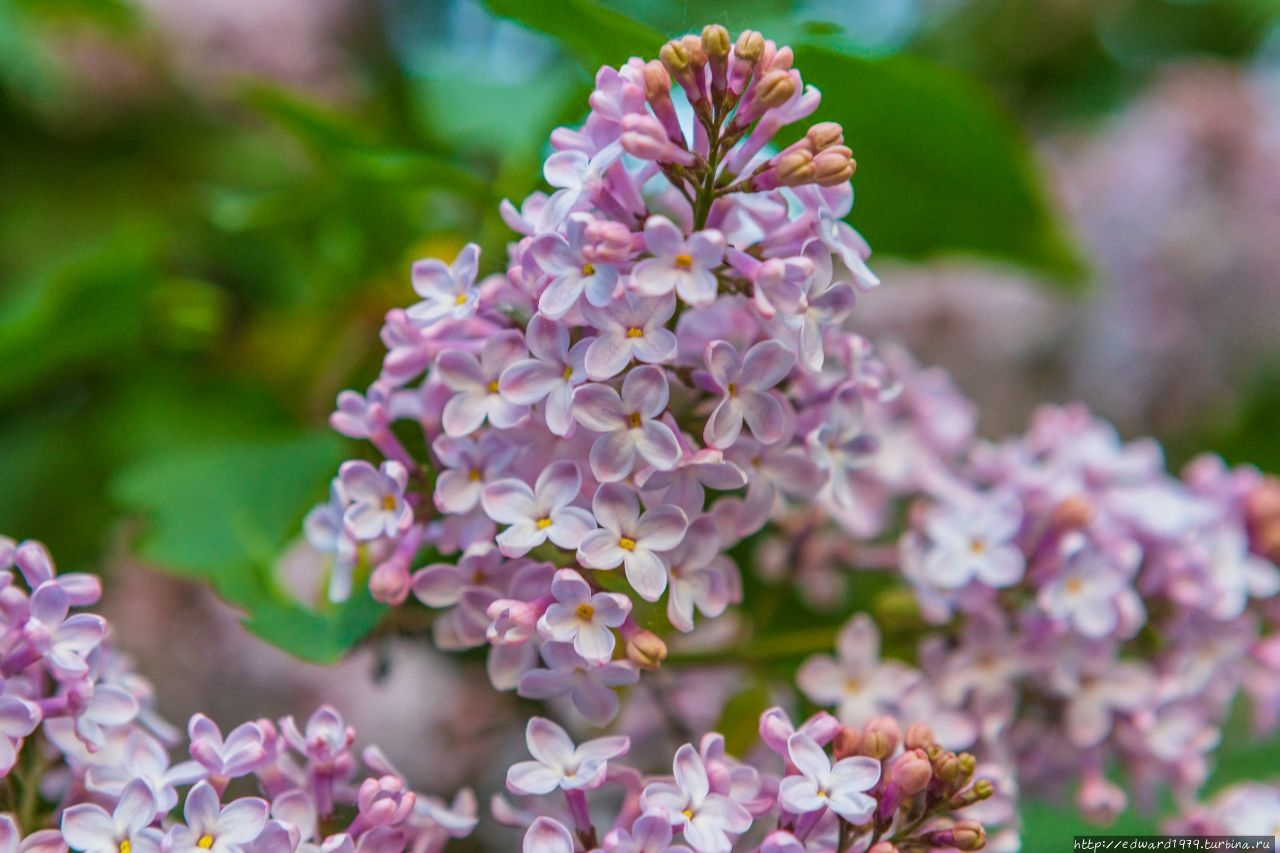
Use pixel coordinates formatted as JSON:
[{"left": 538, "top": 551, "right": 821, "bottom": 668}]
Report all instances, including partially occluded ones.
[{"left": 2, "top": 0, "right": 1279, "bottom": 838}]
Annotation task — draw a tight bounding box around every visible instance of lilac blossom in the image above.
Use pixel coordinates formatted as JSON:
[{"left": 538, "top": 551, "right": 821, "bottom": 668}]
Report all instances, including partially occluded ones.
[
  {"left": 797, "top": 615, "right": 918, "bottom": 726},
  {"left": 498, "top": 315, "right": 591, "bottom": 436},
  {"left": 631, "top": 217, "right": 726, "bottom": 306},
  {"left": 537, "top": 569, "right": 631, "bottom": 661},
  {"left": 699, "top": 341, "right": 794, "bottom": 449},
  {"left": 577, "top": 484, "right": 688, "bottom": 601},
  {"left": 164, "top": 781, "right": 268, "bottom": 852},
  {"left": 531, "top": 215, "right": 621, "bottom": 317},
  {"left": 436, "top": 331, "right": 530, "bottom": 435},
  {"left": 581, "top": 296, "right": 678, "bottom": 380},
  {"left": 506, "top": 716, "right": 629, "bottom": 795},
  {"left": 481, "top": 462, "right": 596, "bottom": 558},
  {"left": 573, "top": 367, "right": 681, "bottom": 482},
  {"left": 60, "top": 779, "right": 162, "bottom": 853},
  {"left": 778, "top": 733, "right": 880, "bottom": 822},
  {"left": 917, "top": 496, "right": 1026, "bottom": 590},
  {"left": 406, "top": 244, "right": 480, "bottom": 327},
  {"left": 640, "top": 744, "right": 752, "bottom": 853},
  {"left": 338, "top": 461, "right": 412, "bottom": 542},
  {"left": 517, "top": 643, "right": 638, "bottom": 726}
]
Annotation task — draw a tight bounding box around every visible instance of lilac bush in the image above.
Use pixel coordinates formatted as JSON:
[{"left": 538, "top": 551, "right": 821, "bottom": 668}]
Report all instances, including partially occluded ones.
[{"left": 2, "top": 23, "right": 1279, "bottom": 852}]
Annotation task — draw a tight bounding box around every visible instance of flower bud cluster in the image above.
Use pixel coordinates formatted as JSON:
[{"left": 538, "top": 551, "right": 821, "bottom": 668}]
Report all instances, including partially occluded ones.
[
  {"left": 505, "top": 710, "right": 996, "bottom": 853},
  {"left": 0, "top": 538, "right": 475, "bottom": 852},
  {"left": 309, "top": 26, "right": 887, "bottom": 724}
]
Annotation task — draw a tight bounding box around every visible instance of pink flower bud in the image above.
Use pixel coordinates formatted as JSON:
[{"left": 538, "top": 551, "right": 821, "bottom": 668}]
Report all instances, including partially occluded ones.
[
  {"left": 369, "top": 560, "right": 411, "bottom": 605},
  {"left": 832, "top": 726, "right": 861, "bottom": 759},
  {"left": 625, "top": 629, "right": 668, "bottom": 669},
  {"left": 904, "top": 722, "right": 936, "bottom": 750},
  {"left": 860, "top": 715, "right": 900, "bottom": 759},
  {"left": 890, "top": 748, "right": 933, "bottom": 795},
  {"left": 806, "top": 121, "right": 844, "bottom": 151},
  {"left": 357, "top": 775, "right": 416, "bottom": 827},
  {"left": 1078, "top": 770, "right": 1127, "bottom": 824},
  {"left": 812, "top": 147, "right": 856, "bottom": 186},
  {"left": 753, "top": 70, "right": 796, "bottom": 109},
  {"left": 925, "top": 820, "right": 986, "bottom": 851},
  {"left": 1049, "top": 495, "right": 1095, "bottom": 531}
]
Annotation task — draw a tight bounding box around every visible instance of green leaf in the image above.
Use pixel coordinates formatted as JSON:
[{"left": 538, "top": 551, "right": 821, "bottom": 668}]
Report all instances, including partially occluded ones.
[
  {"left": 482, "top": 0, "right": 667, "bottom": 72},
  {"left": 112, "top": 434, "right": 386, "bottom": 663},
  {"left": 792, "top": 45, "right": 1086, "bottom": 285}
]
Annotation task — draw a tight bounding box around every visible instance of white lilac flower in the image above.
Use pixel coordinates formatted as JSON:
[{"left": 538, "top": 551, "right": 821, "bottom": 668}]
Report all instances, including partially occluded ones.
[
  {"left": 506, "top": 716, "right": 630, "bottom": 795},
  {"left": 498, "top": 314, "right": 591, "bottom": 436},
  {"left": 337, "top": 460, "right": 412, "bottom": 542},
  {"left": 631, "top": 216, "right": 726, "bottom": 307},
  {"left": 577, "top": 483, "right": 688, "bottom": 601},
  {"left": 537, "top": 569, "right": 631, "bottom": 661},
  {"left": 777, "top": 732, "right": 880, "bottom": 822},
  {"left": 481, "top": 462, "right": 596, "bottom": 558},
  {"left": 573, "top": 367, "right": 682, "bottom": 482},
  {"left": 163, "top": 781, "right": 268, "bottom": 853},
  {"left": 796, "top": 615, "right": 918, "bottom": 726},
  {"left": 919, "top": 496, "right": 1025, "bottom": 590},
  {"left": 61, "top": 778, "right": 163, "bottom": 853},
  {"left": 406, "top": 243, "right": 481, "bottom": 327},
  {"left": 699, "top": 340, "right": 795, "bottom": 449},
  {"left": 640, "top": 744, "right": 752, "bottom": 853}
]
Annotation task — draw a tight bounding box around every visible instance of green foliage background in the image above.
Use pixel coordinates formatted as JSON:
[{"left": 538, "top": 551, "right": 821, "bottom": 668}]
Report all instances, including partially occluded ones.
[{"left": 1, "top": 0, "right": 1278, "bottom": 837}]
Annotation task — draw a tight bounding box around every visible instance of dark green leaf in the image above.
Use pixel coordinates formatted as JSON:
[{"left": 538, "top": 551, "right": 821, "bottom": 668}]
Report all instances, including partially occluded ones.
[
  {"left": 792, "top": 45, "right": 1086, "bottom": 284},
  {"left": 482, "top": 0, "right": 667, "bottom": 72},
  {"left": 112, "top": 434, "right": 386, "bottom": 663}
]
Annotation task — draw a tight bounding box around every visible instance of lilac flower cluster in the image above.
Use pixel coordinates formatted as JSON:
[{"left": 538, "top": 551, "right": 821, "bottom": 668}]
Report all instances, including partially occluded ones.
[
  {"left": 310, "top": 25, "right": 892, "bottom": 724},
  {"left": 503, "top": 711, "right": 995, "bottom": 853},
  {"left": 0, "top": 537, "right": 475, "bottom": 852}
]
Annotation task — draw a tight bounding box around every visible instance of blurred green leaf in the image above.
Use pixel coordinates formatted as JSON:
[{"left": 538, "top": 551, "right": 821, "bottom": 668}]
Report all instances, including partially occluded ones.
[
  {"left": 113, "top": 433, "right": 386, "bottom": 663},
  {"left": 482, "top": 0, "right": 667, "bottom": 72},
  {"left": 792, "top": 45, "right": 1086, "bottom": 284}
]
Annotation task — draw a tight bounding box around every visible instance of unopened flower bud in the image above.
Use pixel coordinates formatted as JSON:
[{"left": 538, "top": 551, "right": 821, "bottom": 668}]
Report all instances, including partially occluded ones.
[
  {"left": 1246, "top": 477, "right": 1280, "bottom": 562},
  {"left": 904, "top": 722, "right": 935, "bottom": 750},
  {"left": 642, "top": 60, "right": 672, "bottom": 99},
  {"left": 933, "top": 750, "right": 963, "bottom": 784},
  {"left": 626, "top": 629, "right": 667, "bottom": 669},
  {"left": 753, "top": 70, "right": 796, "bottom": 109},
  {"left": 926, "top": 820, "right": 986, "bottom": 851},
  {"left": 868, "top": 844, "right": 899, "bottom": 853},
  {"left": 832, "top": 725, "right": 861, "bottom": 759},
  {"left": 860, "top": 715, "right": 900, "bottom": 760},
  {"left": 357, "top": 775, "right": 416, "bottom": 827},
  {"left": 369, "top": 561, "right": 411, "bottom": 605},
  {"left": 812, "top": 147, "right": 856, "bottom": 186},
  {"left": 950, "top": 778, "right": 995, "bottom": 808},
  {"left": 774, "top": 149, "right": 813, "bottom": 186},
  {"left": 660, "top": 40, "right": 690, "bottom": 73},
  {"left": 702, "top": 24, "right": 731, "bottom": 58},
  {"left": 1078, "top": 770, "right": 1127, "bottom": 824},
  {"left": 1050, "top": 495, "right": 1095, "bottom": 531},
  {"left": 735, "top": 30, "right": 765, "bottom": 63},
  {"left": 806, "top": 122, "right": 844, "bottom": 151},
  {"left": 680, "top": 34, "right": 708, "bottom": 70},
  {"left": 890, "top": 748, "right": 933, "bottom": 795}
]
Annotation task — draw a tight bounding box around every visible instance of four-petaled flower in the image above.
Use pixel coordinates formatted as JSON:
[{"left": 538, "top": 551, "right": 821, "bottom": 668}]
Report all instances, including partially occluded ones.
[
  {"left": 574, "top": 366, "right": 681, "bottom": 483},
  {"left": 506, "top": 716, "right": 630, "bottom": 795},
  {"left": 338, "top": 460, "right": 412, "bottom": 541},
  {"left": 436, "top": 331, "right": 530, "bottom": 436},
  {"left": 61, "top": 778, "right": 163, "bottom": 853},
  {"left": 777, "top": 732, "right": 880, "bottom": 823},
  {"left": 164, "top": 781, "right": 268, "bottom": 853},
  {"left": 920, "top": 497, "right": 1026, "bottom": 590},
  {"left": 578, "top": 483, "right": 688, "bottom": 601},
  {"left": 537, "top": 569, "right": 631, "bottom": 661},
  {"left": 482, "top": 462, "right": 596, "bottom": 558},
  {"left": 531, "top": 215, "right": 621, "bottom": 317},
  {"left": 699, "top": 340, "right": 795, "bottom": 449},
  {"left": 498, "top": 314, "right": 591, "bottom": 437},
  {"left": 632, "top": 216, "right": 726, "bottom": 307},
  {"left": 641, "top": 744, "right": 752, "bottom": 853},
  {"left": 406, "top": 243, "right": 481, "bottom": 327},
  {"left": 581, "top": 296, "right": 678, "bottom": 380}
]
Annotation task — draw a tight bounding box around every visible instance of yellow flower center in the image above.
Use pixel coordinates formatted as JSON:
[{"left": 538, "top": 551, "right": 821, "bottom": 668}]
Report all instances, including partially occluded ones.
[
  {"left": 197, "top": 836, "right": 215, "bottom": 850},
  {"left": 626, "top": 326, "right": 644, "bottom": 339},
  {"left": 454, "top": 292, "right": 468, "bottom": 306},
  {"left": 576, "top": 602, "right": 595, "bottom": 620},
  {"left": 468, "top": 469, "right": 483, "bottom": 482},
  {"left": 628, "top": 412, "right": 643, "bottom": 428},
  {"left": 120, "top": 842, "right": 132, "bottom": 853},
  {"left": 681, "top": 808, "right": 694, "bottom": 820},
  {"left": 563, "top": 365, "right": 575, "bottom": 380},
  {"left": 844, "top": 676, "right": 863, "bottom": 693},
  {"left": 726, "top": 382, "right": 737, "bottom": 396},
  {"left": 968, "top": 538, "right": 986, "bottom": 555},
  {"left": 582, "top": 262, "right": 596, "bottom": 275},
  {"left": 1065, "top": 577, "right": 1085, "bottom": 595},
  {"left": 488, "top": 380, "right": 500, "bottom": 394},
  {"left": 619, "top": 537, "right": 637, "bottom": 551},
  {"left": 382, "top": 494, "right": 397, "bottom": 511},
  {"left": 536, "top": 517, "right": 553, "bottom": 529},
  {"left": 674, "top": 253, "right": 693, "bottom": 270}
]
